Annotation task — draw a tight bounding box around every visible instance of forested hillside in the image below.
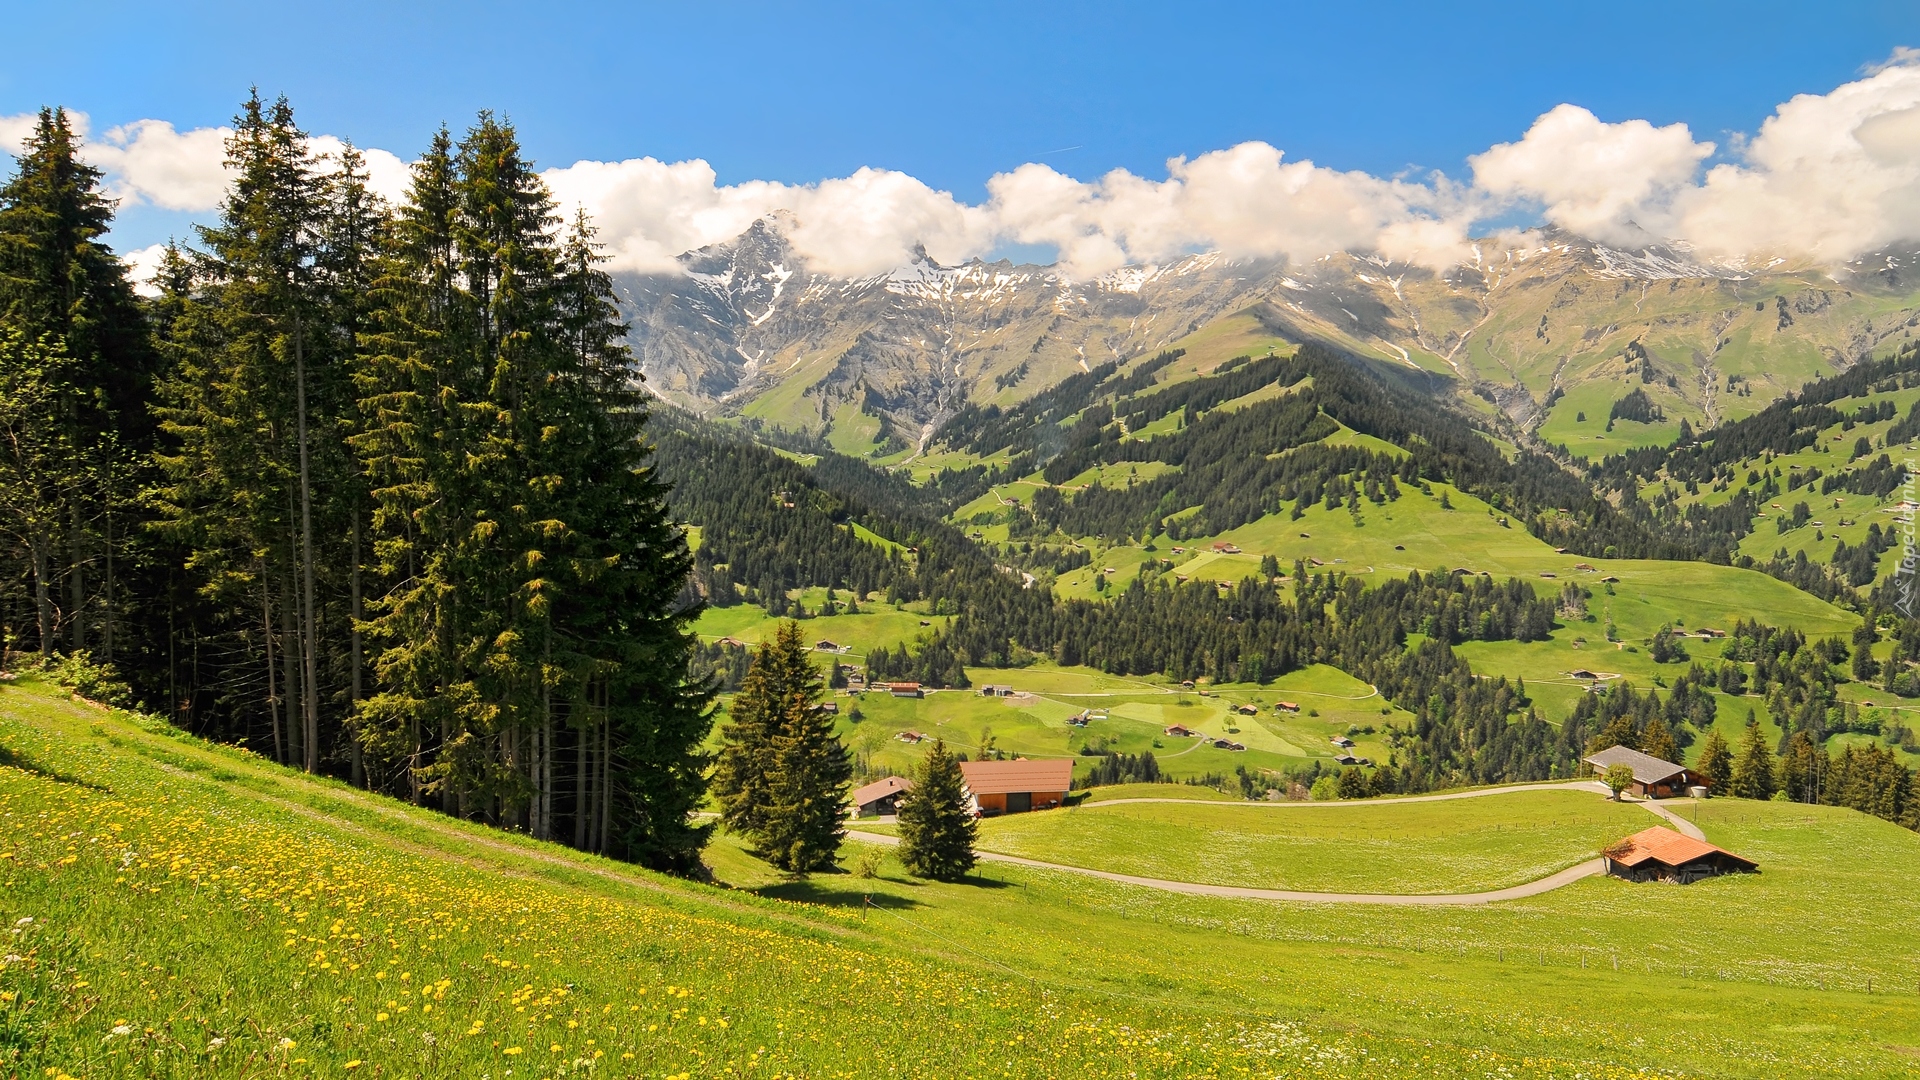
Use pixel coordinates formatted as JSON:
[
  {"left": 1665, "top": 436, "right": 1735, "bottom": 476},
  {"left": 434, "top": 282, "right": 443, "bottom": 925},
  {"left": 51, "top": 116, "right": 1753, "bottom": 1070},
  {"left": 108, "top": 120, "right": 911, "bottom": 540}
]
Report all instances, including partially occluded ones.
[{"left": 0, "top": 101, "right": 710, "bottom": 871}]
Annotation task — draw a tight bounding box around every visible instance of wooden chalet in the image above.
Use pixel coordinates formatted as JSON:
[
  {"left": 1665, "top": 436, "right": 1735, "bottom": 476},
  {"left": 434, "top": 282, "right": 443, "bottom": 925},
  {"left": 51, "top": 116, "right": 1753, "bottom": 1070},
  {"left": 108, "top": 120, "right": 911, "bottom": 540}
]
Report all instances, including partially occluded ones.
[
  {"left": 1163, "top": 724, "right": 1196, "bottom": 737},
  {"left": 1603, "top": 826, "right": 1757, "bottom": 883},
  {"left": 851, "top": 776, "right": 912, "bottom": 817},
  {"left": 1584, "top": 745, "right": 1699, "bottom": 798},
  {"left": 895, "top": 730, "right": 927, "bottom": 744},
  {"left": 1275, "top": 701, "right": 1301, "bottom": 713},
  {"left": 1330, "top": 735, "right": 1354, "bottom": 748},
  {"left": 959, "top": 759, "right": 1072, "bottom": 816},
  {"left": 879, "top": 682, "right": 923, "bottom": 698},
  {"left": 1212, "top": 738, "right": 1246, "bottom": 751},
  {"left": 1236, "top": 703, "right": 1260, "bottom": 716}
]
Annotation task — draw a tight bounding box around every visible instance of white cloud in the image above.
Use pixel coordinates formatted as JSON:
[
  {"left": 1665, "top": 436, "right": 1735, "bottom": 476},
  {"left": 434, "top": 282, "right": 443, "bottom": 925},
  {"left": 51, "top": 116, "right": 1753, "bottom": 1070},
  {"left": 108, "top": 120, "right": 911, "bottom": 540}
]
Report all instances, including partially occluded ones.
[
  {"left": 119, "top": 242, "right": 171, "bottom": 297},
  {"left": 985, "top": 142, "right": 1474, "bottom": 276},
  {"left": 1470, "top": 104, "right": 1714, "bottom": 246},
  {"left": 1665, "top": 58, "right": 1920, "bottom": 261},
  {"left": 87, "top": 118, "right": 234, "bottom": 211},
  {"left": 20, "top": 53, "right": 1920, "bottom": 279},
  {"left": 541, "top": 157, "right": 994, "bottom": 276}
]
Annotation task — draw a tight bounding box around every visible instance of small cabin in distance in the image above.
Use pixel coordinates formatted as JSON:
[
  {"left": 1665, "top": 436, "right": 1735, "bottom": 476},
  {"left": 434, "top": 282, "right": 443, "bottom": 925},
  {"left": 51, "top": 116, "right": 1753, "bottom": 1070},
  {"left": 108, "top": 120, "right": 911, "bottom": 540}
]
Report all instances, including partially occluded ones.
[
  {"left": 1584, "top": 745, "right": 1699, "bottom": 799},
  {"left": 851, "top": 776, "right": 912, "bottom": 817}
]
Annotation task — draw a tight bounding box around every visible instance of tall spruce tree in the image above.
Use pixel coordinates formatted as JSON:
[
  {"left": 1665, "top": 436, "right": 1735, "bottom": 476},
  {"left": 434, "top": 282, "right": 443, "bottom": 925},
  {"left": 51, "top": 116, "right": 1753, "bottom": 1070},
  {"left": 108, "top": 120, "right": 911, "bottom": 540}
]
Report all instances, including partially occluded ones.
[
  {"left": 354, "top": 114, "right": 706, "bottom": 866},
  {"left": 714, "top": 620, "right": 849, "bottom": 873},
  {"left": 1695, "top": 728, "right": 1733, "bottom": 793},
  {"left": 1731, "top": 714, "right": 1778, "bottom": 800},
  {"left": 897, "top": 738, "right": 977, "bottom": 880},
  {"left": 0, "top": 106, "right": 157, "bottom": 659},
  {"left": 153, "top": 93, "right": 331, "bottom": 769}
]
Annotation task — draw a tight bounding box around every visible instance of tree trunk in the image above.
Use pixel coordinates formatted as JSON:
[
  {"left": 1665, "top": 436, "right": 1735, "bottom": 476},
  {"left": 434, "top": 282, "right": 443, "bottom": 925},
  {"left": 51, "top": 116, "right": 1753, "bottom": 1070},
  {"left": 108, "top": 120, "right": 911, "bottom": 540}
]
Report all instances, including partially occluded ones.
[
  {"left": 598, "top": 700, "right": 612, "bottom": 855},
  {"left": 574, "top": 713, "right": 590, "bottom": 849},
  {"left": 279, "top": 572, "right": 302, "bottom": 769},
  {"left": 101, "top": 503, "right": 114, "bottom": 663},
  {"left": 350, "top": 511, "right": 365, "bottom": 787},
  {"left": 30, "top": 528, "right": 53, "bottom": 659},
  {"left": 263, "top": 575, "right": 283, "bottom": 765},
  {"left": 294, "top": 318, "right": 321, "bottom": 774},
  {"left": 67, "top": 500, "right": 84, "bottom": 652}
]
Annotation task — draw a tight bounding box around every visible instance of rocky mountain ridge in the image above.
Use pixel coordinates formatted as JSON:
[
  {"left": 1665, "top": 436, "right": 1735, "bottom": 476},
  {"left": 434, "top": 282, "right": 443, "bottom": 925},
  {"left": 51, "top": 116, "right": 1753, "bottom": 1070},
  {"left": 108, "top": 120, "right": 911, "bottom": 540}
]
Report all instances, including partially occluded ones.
[{"left": 616, "top": 218, "right": 1920, "bottom": 458}]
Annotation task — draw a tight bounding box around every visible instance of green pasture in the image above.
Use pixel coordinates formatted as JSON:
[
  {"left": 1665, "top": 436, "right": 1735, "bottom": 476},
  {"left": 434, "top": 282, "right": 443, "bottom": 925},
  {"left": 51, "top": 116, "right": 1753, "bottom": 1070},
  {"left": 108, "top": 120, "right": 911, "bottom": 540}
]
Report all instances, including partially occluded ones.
[
  {"left": 741, "top": 795, "right": 1920, "bottom": 1079},
  {"left": 15, "top": 680, "right": 1920, "bottom": 1076},
  {"left": 965, "top": 788, "right": 1652, "bottom": 893}
]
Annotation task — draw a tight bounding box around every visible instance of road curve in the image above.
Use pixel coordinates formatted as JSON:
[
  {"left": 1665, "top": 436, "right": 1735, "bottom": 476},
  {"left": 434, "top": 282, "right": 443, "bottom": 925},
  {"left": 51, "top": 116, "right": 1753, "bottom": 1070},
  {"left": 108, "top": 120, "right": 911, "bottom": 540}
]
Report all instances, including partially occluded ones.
[{"left": 847, "top": 782, "right": 1708, "bottom": 904}]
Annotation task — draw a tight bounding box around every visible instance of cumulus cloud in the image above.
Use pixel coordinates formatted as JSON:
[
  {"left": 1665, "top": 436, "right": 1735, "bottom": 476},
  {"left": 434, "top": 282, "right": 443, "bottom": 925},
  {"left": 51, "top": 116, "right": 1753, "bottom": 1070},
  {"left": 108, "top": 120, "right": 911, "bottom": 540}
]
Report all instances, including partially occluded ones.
[
  {"left": 540, "top": 158, "right": 994, "bottom": 276},
  {"left": 16, "top": 53, "right": 1920, "bottom": 280},
  {"left": 1470, "top": 104, "right": 1713, "bottom": 246},
  {"left": 986, "top": 142, "right": 1474, "bottom": 276},
  {"left": 1665, "top": 57, "right": 1920, "bottom": 261}
]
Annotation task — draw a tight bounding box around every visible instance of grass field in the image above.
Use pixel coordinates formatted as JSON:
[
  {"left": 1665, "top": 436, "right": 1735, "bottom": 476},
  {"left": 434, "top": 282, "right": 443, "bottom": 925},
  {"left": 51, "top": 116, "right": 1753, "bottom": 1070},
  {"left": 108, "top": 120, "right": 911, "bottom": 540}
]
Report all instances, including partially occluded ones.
[
  {"left": 12, "top": 680, "right": 1920, "bottom": 1077},
  {"left": 957, "top": 788, "right": 1652, "bottom": 893}
]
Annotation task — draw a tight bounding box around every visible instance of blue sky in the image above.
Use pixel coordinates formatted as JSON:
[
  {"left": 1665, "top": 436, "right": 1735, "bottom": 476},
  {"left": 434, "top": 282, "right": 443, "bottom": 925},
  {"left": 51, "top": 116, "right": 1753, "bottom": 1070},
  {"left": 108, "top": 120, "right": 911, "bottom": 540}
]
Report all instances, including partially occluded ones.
[{"left": 5, "top": 1, "right": 1920, "bottom": 269}]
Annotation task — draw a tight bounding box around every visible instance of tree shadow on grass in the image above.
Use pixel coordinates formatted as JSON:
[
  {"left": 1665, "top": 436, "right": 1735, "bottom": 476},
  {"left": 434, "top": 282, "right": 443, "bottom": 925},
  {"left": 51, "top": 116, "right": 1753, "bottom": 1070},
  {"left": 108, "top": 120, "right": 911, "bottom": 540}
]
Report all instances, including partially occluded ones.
[
  {"left": 755, "top": 875, "right": 925, "bottom": 910},
  {"left": 753, "top": 865, "right": 1019, "bottom": 909}
]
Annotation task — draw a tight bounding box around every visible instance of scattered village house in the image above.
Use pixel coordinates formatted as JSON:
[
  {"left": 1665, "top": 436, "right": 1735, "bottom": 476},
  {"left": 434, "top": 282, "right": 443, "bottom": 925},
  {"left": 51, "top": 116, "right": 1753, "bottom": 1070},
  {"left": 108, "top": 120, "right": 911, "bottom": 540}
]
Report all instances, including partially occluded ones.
[
  {"left": 1275, "top": 701, "right": 1301, "bottom": 712},
  {"left": 959, "top": 759, "right": 1072, "bottom": 816},
  {"left": 1584, "top": 745, "right": 1700, "bottom": 798},
  {"left": 979, "top": 684, "right": 1014, "bottom": 697},
  {"left": 1603, "top": 826, "right": 1757, "bottom": 883},
  {"left": 1236, "top": 703, "right": 1259, "bottom": 716},
  {"left": 851, "top": 776, "right": 912, "bottom": 817},
  {"left": 880, "top": 681, "right": 924, "bottom": 699}
]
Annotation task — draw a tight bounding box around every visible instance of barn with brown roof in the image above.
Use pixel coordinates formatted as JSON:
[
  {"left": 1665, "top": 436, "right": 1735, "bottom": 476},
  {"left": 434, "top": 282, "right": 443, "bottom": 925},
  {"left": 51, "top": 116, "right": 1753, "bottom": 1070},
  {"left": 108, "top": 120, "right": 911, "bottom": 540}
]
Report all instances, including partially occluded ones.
[
  {"left": 1603, "top": 826, "right": 1757, "bottom": 883},
  {"left": 959, "top": 759, "right": 1072, "bottom": 816}
]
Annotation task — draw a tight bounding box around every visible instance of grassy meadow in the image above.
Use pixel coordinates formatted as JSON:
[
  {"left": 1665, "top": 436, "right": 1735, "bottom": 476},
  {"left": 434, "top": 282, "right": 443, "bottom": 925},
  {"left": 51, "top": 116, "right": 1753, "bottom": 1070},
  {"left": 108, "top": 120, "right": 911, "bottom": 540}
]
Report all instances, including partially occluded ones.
[
  {"left": 13, "top": 680, "right": 1920, "bottom": 1076},
  {"left": 913, "top": 788, "right": 1652, "bottom": 893}
]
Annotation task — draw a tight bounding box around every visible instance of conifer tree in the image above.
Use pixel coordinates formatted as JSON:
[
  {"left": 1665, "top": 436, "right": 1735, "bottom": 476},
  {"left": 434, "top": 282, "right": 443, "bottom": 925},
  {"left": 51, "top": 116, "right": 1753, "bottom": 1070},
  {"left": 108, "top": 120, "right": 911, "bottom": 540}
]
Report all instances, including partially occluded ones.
[
  {"left": 897, "top": 738, "right": 976, "bottom": 880},
  {"left": 1639, "top": 717, "right": 1678, "bottom": 764},
  {"left": 714, "top": 620, "right": 848, "bottom": 873},
  {"left": 1730, "top": 714, "right": 1778, "bottom": 800},
  {"left": 0, "top": 330, "right": 78, "bottom": 657},
  {"left": 154, "top": 92, "right": 329, "bottom": 769},
  {"left": 354, "top": 119, "right": 706, "bottom": 866},
  {"left": 1695, "top": 728, "right": 1733, "bottom": 793},
  {"left": 0, "top": 106, "right": 157, "bottom": 657}
]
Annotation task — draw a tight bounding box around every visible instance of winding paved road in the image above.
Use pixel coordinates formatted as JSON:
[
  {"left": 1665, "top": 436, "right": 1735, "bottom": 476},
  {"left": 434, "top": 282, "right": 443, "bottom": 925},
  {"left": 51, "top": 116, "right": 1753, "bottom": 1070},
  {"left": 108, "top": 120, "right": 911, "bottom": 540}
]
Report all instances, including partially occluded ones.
[{"left": 847, "top": 781, "right": 1707, "bottom": 906}]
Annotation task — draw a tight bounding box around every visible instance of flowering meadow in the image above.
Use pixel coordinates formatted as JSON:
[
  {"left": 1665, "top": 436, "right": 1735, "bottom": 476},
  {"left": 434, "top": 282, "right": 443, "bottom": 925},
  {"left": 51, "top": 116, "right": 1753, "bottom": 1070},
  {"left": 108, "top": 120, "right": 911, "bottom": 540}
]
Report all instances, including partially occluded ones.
[{"left": 0, "top": 681, "right": 1793, "bottom": 1077}]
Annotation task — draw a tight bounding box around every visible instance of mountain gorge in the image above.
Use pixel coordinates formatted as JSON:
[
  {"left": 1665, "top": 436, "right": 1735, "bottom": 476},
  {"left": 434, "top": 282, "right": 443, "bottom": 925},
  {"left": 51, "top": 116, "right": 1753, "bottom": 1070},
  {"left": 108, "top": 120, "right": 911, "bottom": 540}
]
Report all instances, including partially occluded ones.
[{"left": 618, "top": 218, "right": 1920, "bottom": 460}]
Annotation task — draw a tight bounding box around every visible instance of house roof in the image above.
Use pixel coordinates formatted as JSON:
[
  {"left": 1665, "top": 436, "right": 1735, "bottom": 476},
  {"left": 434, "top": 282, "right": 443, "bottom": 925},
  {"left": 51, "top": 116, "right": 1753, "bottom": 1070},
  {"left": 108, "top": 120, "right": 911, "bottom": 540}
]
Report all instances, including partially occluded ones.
[
  {"left": 851, "top": 776, "right": 911, "bottom": 806},
  {"left": 1584, "top": 744, "right": 1689, "bottom": 785},
  {"left": 959, "top": 759, "right": 1073, "bottom": 795},
  {"left": 1608, "top": 826, "right": 1757, "bottom": 871}
]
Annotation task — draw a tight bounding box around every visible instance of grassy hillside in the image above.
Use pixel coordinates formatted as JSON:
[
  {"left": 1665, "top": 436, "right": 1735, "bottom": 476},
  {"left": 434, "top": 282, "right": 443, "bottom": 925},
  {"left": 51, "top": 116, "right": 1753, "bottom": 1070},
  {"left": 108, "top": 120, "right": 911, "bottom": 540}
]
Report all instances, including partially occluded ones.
[
  {"left": 16, "top": 681, "right": 1920, "bottom": 1076},
  {"left": 880, "top": 788, "right": 1652, "bottom": 893}
]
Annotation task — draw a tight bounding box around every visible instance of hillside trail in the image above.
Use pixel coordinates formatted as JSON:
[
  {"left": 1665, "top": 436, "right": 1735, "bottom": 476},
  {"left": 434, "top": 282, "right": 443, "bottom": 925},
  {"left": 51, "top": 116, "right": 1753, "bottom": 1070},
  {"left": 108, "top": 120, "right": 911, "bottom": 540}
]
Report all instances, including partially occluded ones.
[{"left": 847, "top": 781, "right": 1708, "bottom": 905}]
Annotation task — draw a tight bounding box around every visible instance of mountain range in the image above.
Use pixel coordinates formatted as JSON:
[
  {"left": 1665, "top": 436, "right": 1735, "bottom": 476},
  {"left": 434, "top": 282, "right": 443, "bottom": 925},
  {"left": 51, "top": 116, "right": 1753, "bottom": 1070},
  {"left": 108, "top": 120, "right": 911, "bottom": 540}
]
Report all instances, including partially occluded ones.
[{"left": 615, "top": 217, "right": 1920, "bottom": 459}]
